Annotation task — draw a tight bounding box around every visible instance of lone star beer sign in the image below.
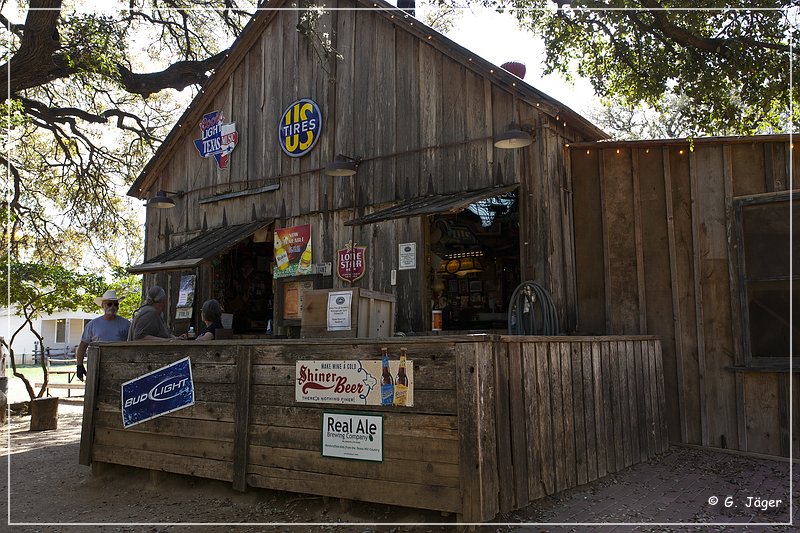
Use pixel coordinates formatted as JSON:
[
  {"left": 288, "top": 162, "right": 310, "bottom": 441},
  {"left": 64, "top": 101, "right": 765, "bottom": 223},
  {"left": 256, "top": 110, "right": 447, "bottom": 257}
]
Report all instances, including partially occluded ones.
[
  {"left": 194, "top": 111, "right": 238, "bottom": 169},
  {"left": 337, "top": 241, "right": 367, "bottom": 284}
]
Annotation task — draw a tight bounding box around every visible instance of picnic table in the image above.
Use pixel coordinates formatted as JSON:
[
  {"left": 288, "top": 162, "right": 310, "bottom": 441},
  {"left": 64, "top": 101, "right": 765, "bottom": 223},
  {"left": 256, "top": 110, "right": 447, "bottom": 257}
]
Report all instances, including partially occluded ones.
[{"left": 39, "top": 357, "right": 84, "bottom": 397}]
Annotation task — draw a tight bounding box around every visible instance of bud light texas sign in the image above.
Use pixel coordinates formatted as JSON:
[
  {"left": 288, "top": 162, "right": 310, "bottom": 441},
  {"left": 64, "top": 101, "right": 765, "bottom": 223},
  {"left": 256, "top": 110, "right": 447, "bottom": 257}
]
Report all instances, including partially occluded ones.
[
  {"left": 121, "top": 357, "right": 194, "bottom": 428},
  {"left": 194, "top": 110, "right": 238, "bottom": 169},
  {"left": 279, "top": 98, "right": 322, "bottom": 157}
]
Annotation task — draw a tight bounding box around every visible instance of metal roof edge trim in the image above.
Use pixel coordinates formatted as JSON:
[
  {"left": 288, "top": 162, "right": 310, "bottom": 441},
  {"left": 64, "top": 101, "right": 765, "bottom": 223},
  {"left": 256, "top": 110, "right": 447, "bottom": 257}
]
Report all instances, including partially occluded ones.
[
  {"left": 127, "top": 258, "right": 205, "bottom": 274},
  {"left": 567, "top": 133, "right": 798, "bottom": 149}
]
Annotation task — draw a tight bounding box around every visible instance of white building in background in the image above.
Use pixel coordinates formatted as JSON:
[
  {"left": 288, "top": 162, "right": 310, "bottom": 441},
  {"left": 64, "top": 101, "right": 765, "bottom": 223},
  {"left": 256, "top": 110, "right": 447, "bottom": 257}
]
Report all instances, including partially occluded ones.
[{"left": 1, "top": 307, "right": 101, "bottom": 363}]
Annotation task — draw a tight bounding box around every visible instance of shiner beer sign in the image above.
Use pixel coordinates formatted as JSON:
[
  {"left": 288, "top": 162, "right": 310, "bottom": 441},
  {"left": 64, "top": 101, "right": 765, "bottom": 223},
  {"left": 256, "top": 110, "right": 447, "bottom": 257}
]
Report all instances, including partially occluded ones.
[
  {"left": 296, "top": 359, "right": 413, "bottom": 406},
  {"left": 193, "top": 110, "right": 238, "bottom": 169},
  {"left": 121, "top": 357, "right": 194, "bottom": 428},
  {"left": 336, "top": 241, "right": 366, "bottom": 283}
]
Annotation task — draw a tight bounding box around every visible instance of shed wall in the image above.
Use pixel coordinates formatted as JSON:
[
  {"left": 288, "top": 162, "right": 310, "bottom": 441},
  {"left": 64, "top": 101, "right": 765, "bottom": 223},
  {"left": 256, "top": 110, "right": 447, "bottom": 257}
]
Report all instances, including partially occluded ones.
[
  {"left": 140, "top": 2, "right": 593, "bottom": 332},
  {"left": 570, "top": 138, "right": 798, "bottom": 457}
]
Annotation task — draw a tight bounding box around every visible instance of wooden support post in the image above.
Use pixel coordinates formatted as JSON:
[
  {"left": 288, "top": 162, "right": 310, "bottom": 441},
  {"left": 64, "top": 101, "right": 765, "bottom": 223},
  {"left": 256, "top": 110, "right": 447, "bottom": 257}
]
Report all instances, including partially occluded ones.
[
  {"left": 456, "top": 342, "right": 498, "bottom": 522},
  {"left": 79, "top": 345, "right": 101, "bottom": 466},
  {"left": 232, "top": 347, "right": 253, "bottom": 492}
]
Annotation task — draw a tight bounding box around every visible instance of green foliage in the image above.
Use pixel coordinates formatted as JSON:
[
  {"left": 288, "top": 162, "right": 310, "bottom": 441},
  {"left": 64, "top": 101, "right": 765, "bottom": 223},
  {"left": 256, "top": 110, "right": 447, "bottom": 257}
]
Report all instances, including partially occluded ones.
[
  {"left": 426, "top": 0, "right": 797, "bottom": 136},
  {"left": 106, "top": 268, "right": 143, "bottom": 319},
  {"left": 509, "top": 0, "right": 798, "bottom": 136},
  {"left": 0, "top": 258, "right": 106, "bottom": 317},
  {"left": 62, "top": 14, "right": 127, "bottom": 82}
]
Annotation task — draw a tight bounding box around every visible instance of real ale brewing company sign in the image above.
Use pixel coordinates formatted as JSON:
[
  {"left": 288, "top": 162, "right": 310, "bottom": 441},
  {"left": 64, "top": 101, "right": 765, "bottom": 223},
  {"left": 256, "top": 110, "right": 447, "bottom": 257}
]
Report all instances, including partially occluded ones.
[
  {"left": 322, "top": 412, "right": 383, "bottom": 462},
  {"left": 278, "top": 98, "right": 322, "bottom": 157}
]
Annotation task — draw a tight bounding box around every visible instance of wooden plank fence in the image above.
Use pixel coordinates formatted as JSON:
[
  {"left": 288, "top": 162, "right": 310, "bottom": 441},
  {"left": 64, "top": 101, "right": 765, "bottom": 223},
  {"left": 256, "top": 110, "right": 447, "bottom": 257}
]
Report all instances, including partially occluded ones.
[{"left": 80, "top": 335, "right": 666, "bottom": 522}]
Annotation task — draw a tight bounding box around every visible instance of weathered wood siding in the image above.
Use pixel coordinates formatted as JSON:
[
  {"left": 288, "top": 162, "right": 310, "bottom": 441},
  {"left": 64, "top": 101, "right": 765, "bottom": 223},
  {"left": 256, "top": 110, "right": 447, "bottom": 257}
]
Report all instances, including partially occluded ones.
[
  {"left": 80, "top": 335, "right": 664, "bottom": 521},
  {"left": 570, "top": 137, "right": 798, "bottom": 457},
  {"left": 493, "top": 336, "right": 667, "bottom": 512},
  {"left": 139, "top": 1, "right": 597, "bottom": 332}
]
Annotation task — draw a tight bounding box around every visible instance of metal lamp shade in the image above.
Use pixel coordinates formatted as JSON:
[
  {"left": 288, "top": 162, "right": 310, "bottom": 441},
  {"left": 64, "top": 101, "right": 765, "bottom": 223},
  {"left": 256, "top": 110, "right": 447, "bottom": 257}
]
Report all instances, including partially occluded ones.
[
  {"left": 494, "top": 129, "right": 533, "bottom": 149},
  {"left": 147, "top": 190, "right": 176, "bottom": 209},
  {"left": 324, "top": 157, "right": 358, "bottom": 176}
]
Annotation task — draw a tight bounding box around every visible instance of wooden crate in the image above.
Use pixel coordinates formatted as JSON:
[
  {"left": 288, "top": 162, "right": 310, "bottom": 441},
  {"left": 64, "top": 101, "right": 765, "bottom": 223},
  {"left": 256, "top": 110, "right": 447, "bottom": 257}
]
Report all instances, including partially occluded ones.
[{"left": 300, "top": 288, "right": 395, "bottom": 338}]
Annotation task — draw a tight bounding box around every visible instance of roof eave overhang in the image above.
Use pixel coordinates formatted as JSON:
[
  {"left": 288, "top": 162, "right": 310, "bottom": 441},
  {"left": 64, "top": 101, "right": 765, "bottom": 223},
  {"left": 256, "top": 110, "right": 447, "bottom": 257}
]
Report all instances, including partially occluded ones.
[
  {"left": 127, "top": 258, "right": 205, "bottom": 274},
  {"left": 345, "top": 183, "right": 518, "bottom": 226}
]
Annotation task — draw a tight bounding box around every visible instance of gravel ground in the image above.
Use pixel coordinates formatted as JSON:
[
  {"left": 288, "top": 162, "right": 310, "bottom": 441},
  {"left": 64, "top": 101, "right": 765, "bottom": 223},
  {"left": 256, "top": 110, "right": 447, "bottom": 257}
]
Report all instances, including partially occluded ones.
[{"left": 1, "top": 401, "right": 796, "bottom": 532}]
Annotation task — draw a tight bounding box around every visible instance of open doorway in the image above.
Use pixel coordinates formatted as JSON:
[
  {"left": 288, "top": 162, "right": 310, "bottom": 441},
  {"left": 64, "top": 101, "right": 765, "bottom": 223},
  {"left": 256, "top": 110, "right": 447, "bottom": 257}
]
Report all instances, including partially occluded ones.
[
  {"left": 429, "top": 189, "right": 520, "bottom": 331},
  {"left": 213, "top": 233, "right": 274, "bottom": 334}
]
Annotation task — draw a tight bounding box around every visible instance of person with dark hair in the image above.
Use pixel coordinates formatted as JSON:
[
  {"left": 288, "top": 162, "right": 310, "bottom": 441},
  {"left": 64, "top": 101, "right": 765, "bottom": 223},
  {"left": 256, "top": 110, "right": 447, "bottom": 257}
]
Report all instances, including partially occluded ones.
[
  {"left": 128, "top": 285, "right": 186, "bottom": 341},
  {"left": 196, "top": 299, "right": 223, "bottom": 341}
]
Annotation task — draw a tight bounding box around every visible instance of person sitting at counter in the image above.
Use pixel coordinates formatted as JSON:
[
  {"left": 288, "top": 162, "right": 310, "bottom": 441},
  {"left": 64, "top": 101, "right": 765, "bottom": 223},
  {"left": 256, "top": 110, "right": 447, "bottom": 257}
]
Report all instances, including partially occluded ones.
[
  {"left": 196, "top": 299, "right": 223, "bottom": 341},
  {"left": 128, "top": 285, "right": 187, "bottom": 341}
]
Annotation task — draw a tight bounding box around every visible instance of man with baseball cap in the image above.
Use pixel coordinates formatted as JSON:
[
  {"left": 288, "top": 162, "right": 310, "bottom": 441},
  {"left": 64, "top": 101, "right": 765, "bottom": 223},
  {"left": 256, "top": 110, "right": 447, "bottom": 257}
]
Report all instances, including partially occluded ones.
[{"left": 76, "top": 289, "right": 131, "bottom": 381}]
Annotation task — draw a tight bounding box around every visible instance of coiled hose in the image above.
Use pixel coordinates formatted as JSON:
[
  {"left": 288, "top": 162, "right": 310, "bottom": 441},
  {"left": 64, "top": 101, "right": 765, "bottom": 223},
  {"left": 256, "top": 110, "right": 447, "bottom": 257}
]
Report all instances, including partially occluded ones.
[{"left": 507, "top": 281, "right": 559, "bottom": 335}]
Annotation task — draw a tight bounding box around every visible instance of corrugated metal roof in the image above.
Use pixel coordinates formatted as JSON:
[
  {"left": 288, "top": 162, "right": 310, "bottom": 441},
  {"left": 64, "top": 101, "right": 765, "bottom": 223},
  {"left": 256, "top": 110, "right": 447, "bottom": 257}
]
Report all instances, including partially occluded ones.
[
  {"left": 345, "top": 184, "right": 518, "bottom": 226},
  {"left": 128, "top": 220, "right": 271, "bottom": 273}
]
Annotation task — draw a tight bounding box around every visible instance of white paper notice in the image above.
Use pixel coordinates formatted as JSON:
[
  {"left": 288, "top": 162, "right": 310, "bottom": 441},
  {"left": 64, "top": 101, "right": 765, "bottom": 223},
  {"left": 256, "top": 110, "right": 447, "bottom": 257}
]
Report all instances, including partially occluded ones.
[
  {"left": 327, "top": 290, "right": 353, "bottom": 331},
  {"left": 398, "top": 242, "right": 416, "bottom": 270}
]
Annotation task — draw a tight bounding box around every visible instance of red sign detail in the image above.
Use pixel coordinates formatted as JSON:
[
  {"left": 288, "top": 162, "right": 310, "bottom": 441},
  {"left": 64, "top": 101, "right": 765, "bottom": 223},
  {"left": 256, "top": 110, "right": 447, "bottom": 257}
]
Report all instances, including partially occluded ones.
[{"left": 336, "top": 243, "right": 367, "bottom": 283}]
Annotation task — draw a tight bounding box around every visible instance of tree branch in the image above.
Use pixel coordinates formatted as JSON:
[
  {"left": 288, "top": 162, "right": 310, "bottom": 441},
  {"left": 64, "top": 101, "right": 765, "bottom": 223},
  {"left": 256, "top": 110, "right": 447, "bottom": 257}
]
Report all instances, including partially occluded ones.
[
  {"left": 115, "top": 50, "right": 229, "bottom": 97},
  {"left": 20, "top": 97, "right": 160, "bottom": 141},
  {"left": 0, "top": 0, "right": 70, "bottom": 95},
  {"left": 638, "top": 0, "right": 790, "bottom": 55},
  {"left": 0, "top": 12, "right": 25, "bottom": 37},
  {"left": 1, "top": 0, "right": 231, "bottom": 100}
]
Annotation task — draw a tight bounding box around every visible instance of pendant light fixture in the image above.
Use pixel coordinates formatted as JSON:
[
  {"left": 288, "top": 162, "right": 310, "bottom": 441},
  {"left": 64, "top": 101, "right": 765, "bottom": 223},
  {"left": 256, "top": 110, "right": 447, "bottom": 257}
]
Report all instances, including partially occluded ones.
[
  {"left": 147, "top": 190, "right": 179, "bottom": 209},
  {"left": 494, "top": 123, "right": 533, "bottom": 149},
  {"left": 323, "top": 154, "right": 361, "bottom": 176}
]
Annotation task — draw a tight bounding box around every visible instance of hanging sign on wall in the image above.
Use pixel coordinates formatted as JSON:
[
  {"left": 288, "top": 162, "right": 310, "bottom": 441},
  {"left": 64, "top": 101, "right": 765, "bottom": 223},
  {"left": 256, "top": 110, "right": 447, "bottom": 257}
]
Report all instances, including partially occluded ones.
[
  {"left": 194, "top": 110, "right": 238, "bottom": 169},
  {"left": 278, "top": 98, "right": 322, "bottom": 157},
  {"left": 295, "top": 358, "right": 414, "bottom": 406},
  {"left": 121, "top": 357, "right": 195, "bottom": 428},
  {"left": 273, "top": 224, "right": 312, "bottom": 278},
  {"left": 336, "top": 240, "right": 366, "bottom": 284}
]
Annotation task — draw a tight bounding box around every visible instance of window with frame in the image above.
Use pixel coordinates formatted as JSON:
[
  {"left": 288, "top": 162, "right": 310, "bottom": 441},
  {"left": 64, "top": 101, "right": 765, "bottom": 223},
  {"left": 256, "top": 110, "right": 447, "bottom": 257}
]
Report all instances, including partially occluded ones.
[
  {"left": 736, "top": 194, "right": 798, "bottom": 362},
  {"left": 55, "top": 319, "right": 66, "bottom": 344}
]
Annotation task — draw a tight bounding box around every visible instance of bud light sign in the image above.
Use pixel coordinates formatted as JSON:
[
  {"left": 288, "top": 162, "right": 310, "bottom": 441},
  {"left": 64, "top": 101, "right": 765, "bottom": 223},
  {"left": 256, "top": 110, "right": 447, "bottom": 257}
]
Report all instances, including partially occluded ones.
[
  {"left": 279, "top": 98, "right": 322, "bottom": 157},
  {"left": 121, "top": 357, "right": 194, "bottom": 428},
  {"left": 194, "top": 110, "right": 238, "bottom": 168}
]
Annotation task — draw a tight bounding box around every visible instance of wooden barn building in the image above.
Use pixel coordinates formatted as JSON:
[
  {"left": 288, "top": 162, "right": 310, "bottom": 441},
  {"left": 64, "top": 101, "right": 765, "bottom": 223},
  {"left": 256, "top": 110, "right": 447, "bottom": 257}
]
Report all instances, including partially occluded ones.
[{"left": 81, "top": 0, "right": 796, "bottom": 520}]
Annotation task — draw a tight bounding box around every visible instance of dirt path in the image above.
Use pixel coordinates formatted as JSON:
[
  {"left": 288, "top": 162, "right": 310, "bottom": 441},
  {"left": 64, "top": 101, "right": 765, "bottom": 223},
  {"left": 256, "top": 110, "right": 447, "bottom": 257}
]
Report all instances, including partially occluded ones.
[
  {"left": 1, "top": 404, "right": 456, "bottom": 532},
  {"left": 1, "top": 403, "right": 796, "bottom": 532}
]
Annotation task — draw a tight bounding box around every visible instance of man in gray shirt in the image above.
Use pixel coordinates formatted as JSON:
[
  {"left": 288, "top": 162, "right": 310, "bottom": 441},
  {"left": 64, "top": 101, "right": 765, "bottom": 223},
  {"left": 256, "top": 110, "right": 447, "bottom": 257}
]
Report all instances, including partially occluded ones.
[
  {"left": 128, "top": 285, "right": 186, "bottom": 341},
  {"left": 76, "top": 289, "right": 130, "bottom": 381}
]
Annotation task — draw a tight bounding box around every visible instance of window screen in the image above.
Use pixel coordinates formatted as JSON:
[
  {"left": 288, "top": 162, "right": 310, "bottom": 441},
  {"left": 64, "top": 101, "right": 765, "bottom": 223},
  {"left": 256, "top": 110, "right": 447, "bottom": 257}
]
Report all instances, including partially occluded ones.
[{"left": 740, "top": 199, "right": 798, "bottom": 359}]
